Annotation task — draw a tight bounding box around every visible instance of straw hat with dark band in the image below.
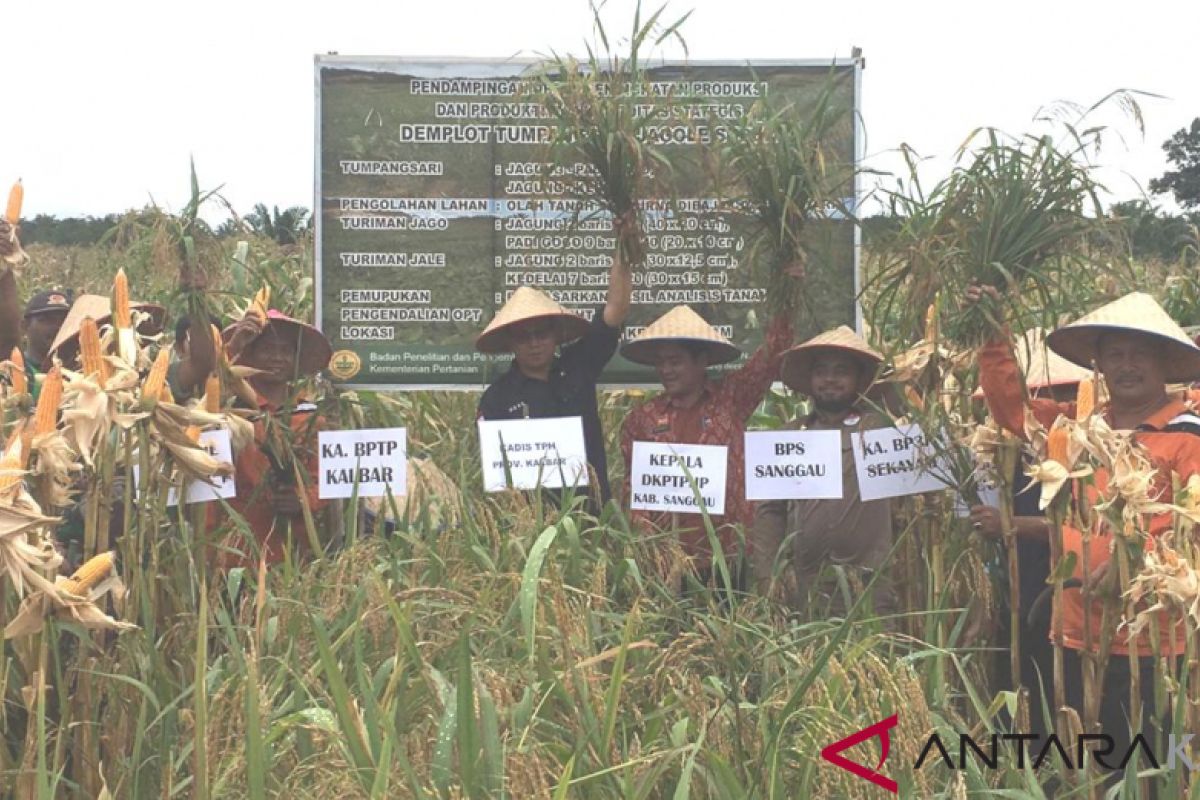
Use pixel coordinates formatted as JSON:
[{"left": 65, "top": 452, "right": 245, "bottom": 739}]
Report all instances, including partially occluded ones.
[
  {"left": 223, "top": 310, "right": 332, "bottom": 377},
  {"left": 780, "top": 325, "right": 883, "bottom": 395},
  {"left": 620, "top": 305, "right": 741, "bottom": 366},
  {"left": 1046, "top": 292, "right": 1200, "bottom": 384},
  {"left": 475, "top": 286, "right": 590, "bottom": 354},
  {"left": 49, "top": 294, "right": 166, "bottom": 360}
]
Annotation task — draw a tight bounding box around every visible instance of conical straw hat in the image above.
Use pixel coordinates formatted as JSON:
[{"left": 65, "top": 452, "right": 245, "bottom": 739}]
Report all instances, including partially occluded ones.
[
  {"left": 223, "top": 309, "right": 332, "bottom": 377},
  {"left": 780, "top": 325, "right": 883, "bottom": 395},
  {"left": 49, "top": 294, "right": 166, "bottom": 364},
  {"left": 1046, "top": 292, "right": 1200, "bottom": 384},
  {"left": 475, "top": 286, "right": 590, "bottom": 354},
  {"left": 619, "top": 305, "right": 740, "bottom": 366}
]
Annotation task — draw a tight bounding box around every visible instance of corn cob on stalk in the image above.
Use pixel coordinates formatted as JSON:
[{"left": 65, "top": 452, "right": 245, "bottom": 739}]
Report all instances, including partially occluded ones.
[
  {"left": 142, "top": 349, "right": 171, "bottom": 403},
  {"left": 78, "top": 317, "right": 111, "bottom": 384},
  {"left": 34, "top": 366, "right": 63, "bottom": 435},
  {"left": 1047, "top": 426, "right": 1069, "bottom": 467},
  {"left": 250, "top": 286, "right": 270, "bottom": 321},
  {"left": 5, "top": 180, "right": 22, "bottom": 224},
  {"left": 202, "top": 372, "right": 221, "bottom": 413},
  {"left": 8, "top": 347, "right": 27, "bottom": 396},
  {"left": 1075, "top": 378, "right": 1095, "bottom": 421},
  {"left": 0, "top": 433, "right": 25, "bottom": 497},
  {"left": 113, "top": 268, "right": 138, "bottom": 364},
  {"left": 59, "top": 551, "right": 116, "bottom": 597}
]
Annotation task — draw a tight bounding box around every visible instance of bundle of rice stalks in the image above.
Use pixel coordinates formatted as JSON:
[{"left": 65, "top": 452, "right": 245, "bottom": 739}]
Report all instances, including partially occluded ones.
[
  {"left": 717, "top": 74, "right": 854, "bottom": 315},
  {"left": 869, "top": 95, "right": 1143, "bottom": 349},
  {"left": 532, "top": 1, "right": 690, "bottom": 268}
]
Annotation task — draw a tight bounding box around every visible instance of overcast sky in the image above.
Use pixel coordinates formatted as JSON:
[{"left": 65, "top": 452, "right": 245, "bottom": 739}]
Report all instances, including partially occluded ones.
[{"left": 2, "top": 0, "right": 1196, "bottom": 219}]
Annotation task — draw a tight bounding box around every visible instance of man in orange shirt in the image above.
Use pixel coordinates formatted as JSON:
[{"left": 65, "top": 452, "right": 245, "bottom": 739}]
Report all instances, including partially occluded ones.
[
  {"left": 970, "top": 287, "right": 1200, "bottom": 778},
  {"left": 215, "top": 307, "right": 333, "bottom": 567}
]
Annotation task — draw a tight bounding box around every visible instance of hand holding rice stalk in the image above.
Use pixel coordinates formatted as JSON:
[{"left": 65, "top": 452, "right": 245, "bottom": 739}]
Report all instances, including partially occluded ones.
[
  {"left": 533, "top": 1, "right": 690, "bottom": 269},
  {"left": 717, "top": 75, "right": 853, "bottom": 316}
]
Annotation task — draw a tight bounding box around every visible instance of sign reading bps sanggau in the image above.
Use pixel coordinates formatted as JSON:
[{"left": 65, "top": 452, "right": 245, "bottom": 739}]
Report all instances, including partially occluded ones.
[{"left": 315, "top": 56, "right": 861, "bottom": 389}]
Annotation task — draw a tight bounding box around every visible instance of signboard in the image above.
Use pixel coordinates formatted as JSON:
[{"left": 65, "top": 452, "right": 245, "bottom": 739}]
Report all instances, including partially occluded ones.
[
  {"left": 852, "top": 424, "right": 947, "bottom": 502},
  {"left": 744, "top": 430, "right": 842, "bottom": 500},
  {"left": 478, "top": 416, "right": 589, "bottom": 491},
  {"left": 629, "top": 441, "right": 728, "bottom": 515},
  {"left": 318, "top": 427, "right": 407, "bottom": 499},
  {"left": 316, "top": 56, "right": 861, "bottom": 388}
]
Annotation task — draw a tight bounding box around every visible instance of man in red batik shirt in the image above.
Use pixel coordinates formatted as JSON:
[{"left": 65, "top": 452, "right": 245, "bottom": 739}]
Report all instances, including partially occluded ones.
[{"left": 620, "top": 305, "right": 793, "bottom": 584}]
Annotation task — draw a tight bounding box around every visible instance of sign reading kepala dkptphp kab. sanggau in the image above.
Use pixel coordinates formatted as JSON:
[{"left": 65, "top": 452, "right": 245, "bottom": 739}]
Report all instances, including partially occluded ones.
[{"left": 629, "top": 442, "right": 728, "bottom": 516}]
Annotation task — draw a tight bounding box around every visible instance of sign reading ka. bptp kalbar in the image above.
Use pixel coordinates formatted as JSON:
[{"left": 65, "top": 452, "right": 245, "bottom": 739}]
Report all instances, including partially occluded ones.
[
  {"left": 318, "top": 428, "right": 408, "bottom": 499},
  {"left": 630, "top": 442, "right": 727, "bottom": 515}
]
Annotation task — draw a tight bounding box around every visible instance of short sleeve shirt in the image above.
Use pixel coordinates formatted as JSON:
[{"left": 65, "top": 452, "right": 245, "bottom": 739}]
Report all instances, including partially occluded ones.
[{"left": 477, "top": 311, "right": 620, "bottom": 501}]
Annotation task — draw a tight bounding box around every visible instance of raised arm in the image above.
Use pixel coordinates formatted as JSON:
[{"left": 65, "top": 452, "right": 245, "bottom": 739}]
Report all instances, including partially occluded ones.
[
  {"left": 602, "top": 250, "right": 632, "bottom": 328},
  {"left": 722, "top": 314, "right": 794, "bottom": 421}
]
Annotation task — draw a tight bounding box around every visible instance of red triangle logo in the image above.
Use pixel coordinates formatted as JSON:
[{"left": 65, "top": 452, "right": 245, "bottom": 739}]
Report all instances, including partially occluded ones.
[{"left": 820, "top": 714, "right": 899, "bottom": 793}]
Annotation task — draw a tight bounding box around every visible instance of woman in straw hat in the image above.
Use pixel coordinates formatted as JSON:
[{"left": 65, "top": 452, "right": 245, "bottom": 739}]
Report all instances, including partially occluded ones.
[
  {"left": 619, "top": 304, "right": 793, "bottom": 582},
  {"left": 750, "top": 325, "right": 895, "bottom": 617},
  {"left": 477, "top": 256, "right": 632, "bottom": 503},
  {"left": 969, "top": 285, "right": 1200, "bottom": 783},
  {"left": 211, "top": 302, "right": 334, "bottom": 567}
]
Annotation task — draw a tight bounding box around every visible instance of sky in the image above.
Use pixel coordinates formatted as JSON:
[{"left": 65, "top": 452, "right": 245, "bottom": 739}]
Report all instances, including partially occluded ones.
[{"left": 2, "top": 0, "right": 1196, "bottom": 220}]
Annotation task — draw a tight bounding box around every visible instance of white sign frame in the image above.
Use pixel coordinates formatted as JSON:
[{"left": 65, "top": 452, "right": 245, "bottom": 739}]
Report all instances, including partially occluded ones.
[
  {"left": 478, "top": 416, "right": 589, "bottom": 492},
  {"left": 318, "top": 427, "right": 408, "bottom": 500},
  {"left": 629, "top": 441, "right": 728, "bottom": 516},
  {"left": 744, "top": 430, "right": 843, "bottom": 500}
]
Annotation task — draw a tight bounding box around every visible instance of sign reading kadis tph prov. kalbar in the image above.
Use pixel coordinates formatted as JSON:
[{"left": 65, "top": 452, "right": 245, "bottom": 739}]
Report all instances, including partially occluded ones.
[{"left": 316, "top": 56, "right": 861, "bottom": 388}]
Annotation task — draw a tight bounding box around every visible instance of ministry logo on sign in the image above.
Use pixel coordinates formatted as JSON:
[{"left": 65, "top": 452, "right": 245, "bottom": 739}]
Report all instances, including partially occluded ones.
[{"left": 328, "top": 349, "right": 362, "bottom": 380}]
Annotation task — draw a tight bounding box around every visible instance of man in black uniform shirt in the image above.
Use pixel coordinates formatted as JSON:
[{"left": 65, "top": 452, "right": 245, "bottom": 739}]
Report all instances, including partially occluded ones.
[{"left": 477, "top": 254, "right": 632, "bottom": 502}]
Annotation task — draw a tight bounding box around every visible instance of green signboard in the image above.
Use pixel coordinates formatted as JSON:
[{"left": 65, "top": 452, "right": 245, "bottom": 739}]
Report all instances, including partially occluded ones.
[{"left": 316, "top": 56, "right": 860, "bottom": 388}]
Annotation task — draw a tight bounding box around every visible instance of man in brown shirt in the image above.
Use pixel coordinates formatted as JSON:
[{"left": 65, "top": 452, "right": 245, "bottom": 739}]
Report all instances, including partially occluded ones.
[{"left": 750, "top": 326, "right": 894, "bottom": 617}]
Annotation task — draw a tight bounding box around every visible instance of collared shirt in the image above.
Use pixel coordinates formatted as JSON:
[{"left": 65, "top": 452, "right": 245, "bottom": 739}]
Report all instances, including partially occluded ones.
[
  {"left": 620, "top": 317, "right": 792, "bottom": 565},
  {"left": 749, "top": 409, "right": 894, "bottom": 614},
  {"left": 478, "top": 311, "right": 620, "bottom": 501},
  {"left": 980, "top": 337, "right": 1200, "bottom": 657}
]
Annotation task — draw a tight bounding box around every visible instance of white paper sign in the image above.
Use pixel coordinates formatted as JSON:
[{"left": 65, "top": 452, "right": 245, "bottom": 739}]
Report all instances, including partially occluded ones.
[
  {"left": 318, "top": 427, "right": 407, "bottom": 499},
  {"left": 629, "top": 441, "right": 728, "bottom": 515},
  {"left": 852, "top": 424, "right": 947, "bottom": 502},
  {"left": 953, "top": 466, "right": 1002, "bottom": 518},
  {"left": 478, "top": 416, "right": 589, "bottom": 492},
  {"left": 744, "top": 430, "right": 843, "bottom": 500},
  {"left": 152, "top": 428, "right": 236, "bottom": 507}
]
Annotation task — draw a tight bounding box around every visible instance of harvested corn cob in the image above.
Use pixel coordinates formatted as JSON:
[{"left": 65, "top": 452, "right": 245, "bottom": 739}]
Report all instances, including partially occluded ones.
[
  {"left": 0, "top": 434, "right": 24, "bottom": 496},
  {"left": 202, "top": 372, "right": 221, "bottom": 413},
  {"left": 113, "top": 269, "right": 138, "bottom": 364}
]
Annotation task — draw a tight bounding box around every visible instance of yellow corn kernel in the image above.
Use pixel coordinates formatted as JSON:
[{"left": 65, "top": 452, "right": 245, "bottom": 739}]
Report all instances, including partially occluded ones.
[
  {"left": 1047, "top": 426, "right": 1069, "bottom": 467},
  {"left": 5, "top": 180, "right": 23, "bottom": 225},
  {"left": 1075, "top": 379, "right": 1095, "bottom": 421},
  {"left": 142, "top": 349, "right": 171, "bottom": 402},
  {"left": 210, "top": 324, "right": 225, "bottom": 362},
  {"left": 8, "top": 347, "right": 26, "bottom": 396},
  {"left": 202, "top": 372, "right": 221, "bottom": 413},
  {"left": 60, "top": 551, "right": 116, "bottom": 597},
  {"left": 34, "top": 366, "right": 62, "bottom": 435},
  {"left": 78, "top": 317, "right": 110, "bottom": 383},
  {"left": 113, "top": 269, "right": 131, "bottom": 329}
]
